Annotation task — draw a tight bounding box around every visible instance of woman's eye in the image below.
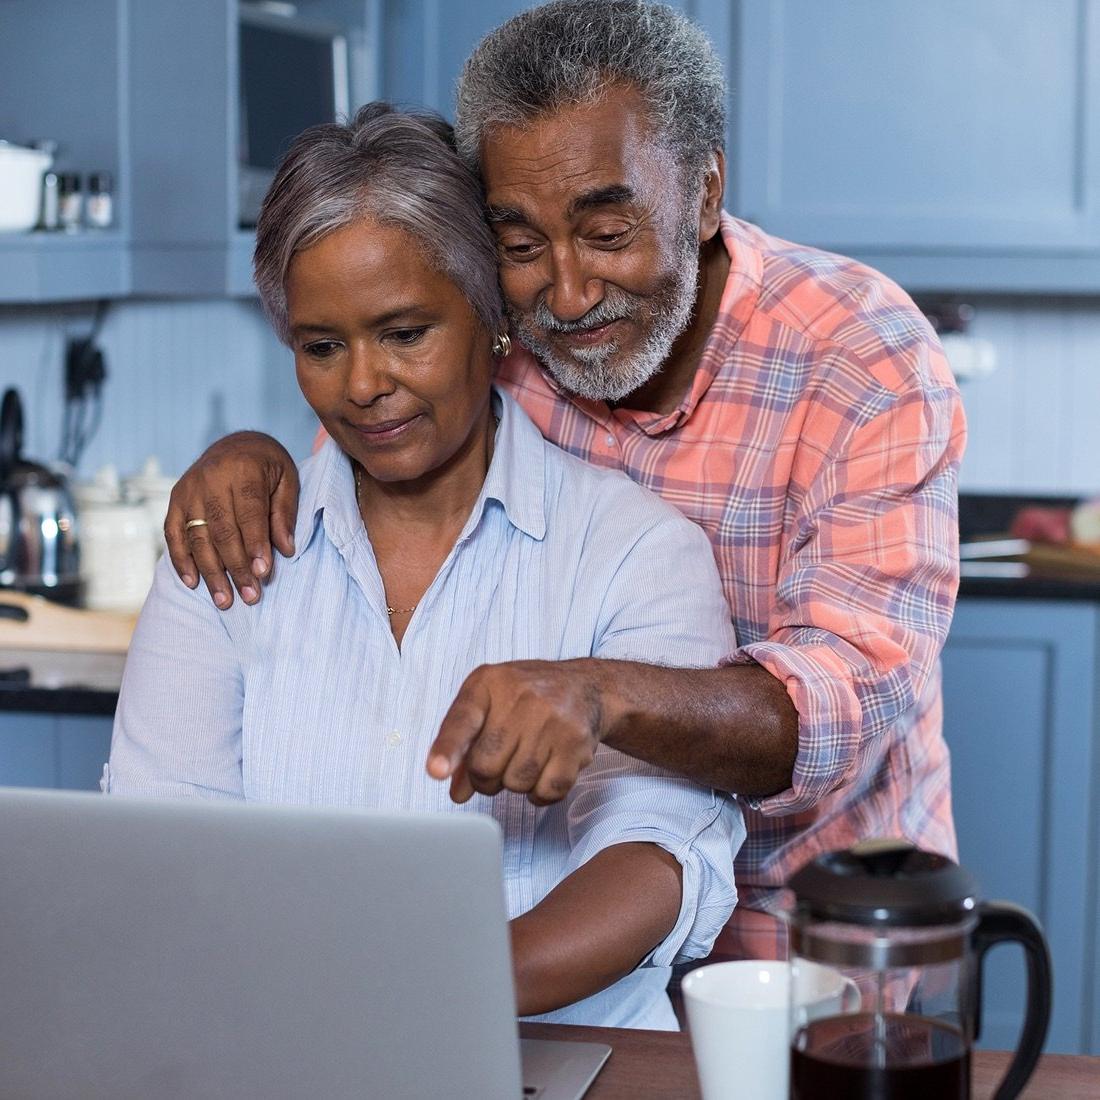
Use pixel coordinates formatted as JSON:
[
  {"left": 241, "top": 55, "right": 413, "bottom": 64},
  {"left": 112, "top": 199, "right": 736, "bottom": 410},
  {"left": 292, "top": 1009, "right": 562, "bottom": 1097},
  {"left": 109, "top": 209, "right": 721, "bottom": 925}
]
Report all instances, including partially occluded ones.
[
  {"left": 386, "top": 326, "right": 429, "bottom": 346},
  {"left": 303, "top": 340, "right": 341, "bottom": 359}
]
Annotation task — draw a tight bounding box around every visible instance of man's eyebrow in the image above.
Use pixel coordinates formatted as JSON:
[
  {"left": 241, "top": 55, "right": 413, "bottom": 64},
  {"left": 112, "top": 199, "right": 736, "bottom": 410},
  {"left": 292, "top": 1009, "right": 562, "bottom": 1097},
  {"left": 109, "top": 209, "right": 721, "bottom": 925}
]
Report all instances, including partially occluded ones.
[
  {"left": 484, "top": 185, "right": 637, "bottom": 226},
  {"left": 568, "top": 184, "right": 636, "bottom": 216}
]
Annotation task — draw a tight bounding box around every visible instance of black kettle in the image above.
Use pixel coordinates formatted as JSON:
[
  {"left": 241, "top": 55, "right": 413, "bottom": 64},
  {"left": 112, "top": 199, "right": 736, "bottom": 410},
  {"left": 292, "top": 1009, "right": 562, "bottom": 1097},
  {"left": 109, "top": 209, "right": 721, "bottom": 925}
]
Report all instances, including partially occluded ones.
[{"left": 0, "top": 388, "right": 81, "bottom": 604}]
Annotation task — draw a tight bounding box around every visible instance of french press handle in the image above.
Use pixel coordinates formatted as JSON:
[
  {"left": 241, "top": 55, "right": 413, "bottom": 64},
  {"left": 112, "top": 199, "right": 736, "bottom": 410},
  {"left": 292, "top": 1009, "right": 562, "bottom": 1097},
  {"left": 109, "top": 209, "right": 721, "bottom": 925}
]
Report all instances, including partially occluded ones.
[{"left": 972, "top": 900, "right": 1052, "bottom": 1100}]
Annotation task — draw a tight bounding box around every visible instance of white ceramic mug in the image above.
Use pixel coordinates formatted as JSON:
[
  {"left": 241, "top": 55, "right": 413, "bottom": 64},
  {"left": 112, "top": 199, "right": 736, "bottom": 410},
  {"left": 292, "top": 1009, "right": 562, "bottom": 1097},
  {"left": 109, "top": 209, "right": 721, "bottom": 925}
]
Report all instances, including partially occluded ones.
[{"left": 682, "top": 959, "right": 860, "bottom": 1100}]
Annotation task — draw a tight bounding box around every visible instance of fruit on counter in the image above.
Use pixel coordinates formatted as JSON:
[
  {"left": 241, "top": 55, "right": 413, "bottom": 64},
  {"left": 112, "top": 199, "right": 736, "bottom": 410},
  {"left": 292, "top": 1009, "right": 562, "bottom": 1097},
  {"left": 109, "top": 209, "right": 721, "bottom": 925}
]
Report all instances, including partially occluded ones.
[
  {"left": 1010, "top": 506, "right": 1072, "bottom": 545},
  {"left": 1071, "top": 500, "right": 1100, "bottom": 548}
]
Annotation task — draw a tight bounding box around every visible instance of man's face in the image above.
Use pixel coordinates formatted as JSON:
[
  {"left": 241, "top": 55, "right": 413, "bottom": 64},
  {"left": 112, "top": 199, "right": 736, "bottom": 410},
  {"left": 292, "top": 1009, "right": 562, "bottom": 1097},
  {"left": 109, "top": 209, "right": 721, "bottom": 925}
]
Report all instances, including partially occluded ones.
[{"left": 480, "top": 86, "right": 702, "bottom": 403}]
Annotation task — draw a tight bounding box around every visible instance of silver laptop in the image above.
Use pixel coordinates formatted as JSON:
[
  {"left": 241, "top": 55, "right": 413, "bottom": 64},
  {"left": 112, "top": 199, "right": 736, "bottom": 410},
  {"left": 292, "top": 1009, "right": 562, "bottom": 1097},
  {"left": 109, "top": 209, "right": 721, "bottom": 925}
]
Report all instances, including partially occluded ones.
[{"left": 0, "top": 788, "right": 610, "bottom": 1099}]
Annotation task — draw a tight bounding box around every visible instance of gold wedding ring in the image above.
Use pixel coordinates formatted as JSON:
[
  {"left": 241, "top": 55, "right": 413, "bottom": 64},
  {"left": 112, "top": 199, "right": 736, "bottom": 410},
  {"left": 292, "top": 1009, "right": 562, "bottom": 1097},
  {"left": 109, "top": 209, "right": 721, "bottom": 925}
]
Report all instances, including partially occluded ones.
[{"left": 185, "top": 519, "right": 209, "bottom": 531}]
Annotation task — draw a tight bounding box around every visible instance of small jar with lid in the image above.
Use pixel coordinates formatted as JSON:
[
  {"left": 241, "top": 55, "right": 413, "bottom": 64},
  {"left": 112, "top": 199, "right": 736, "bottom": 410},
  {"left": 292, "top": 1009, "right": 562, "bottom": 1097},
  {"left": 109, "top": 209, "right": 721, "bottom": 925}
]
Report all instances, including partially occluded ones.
[
  {"left": 57, "top": 172, "right": 83, "bottom": 232},
  {"left": 86, "top": 171, "right": 114, "bottom": 229}
]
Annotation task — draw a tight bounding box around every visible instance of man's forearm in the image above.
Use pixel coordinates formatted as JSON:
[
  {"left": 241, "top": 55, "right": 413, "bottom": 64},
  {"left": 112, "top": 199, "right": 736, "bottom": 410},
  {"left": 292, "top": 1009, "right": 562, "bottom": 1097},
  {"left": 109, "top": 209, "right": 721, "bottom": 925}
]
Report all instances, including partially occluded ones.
[
  {"left": 594, "top": 661, "right": 799, "bottom": 799},
  {"left": 510, "top": 842, "right": 682, "bottom": 1016}
]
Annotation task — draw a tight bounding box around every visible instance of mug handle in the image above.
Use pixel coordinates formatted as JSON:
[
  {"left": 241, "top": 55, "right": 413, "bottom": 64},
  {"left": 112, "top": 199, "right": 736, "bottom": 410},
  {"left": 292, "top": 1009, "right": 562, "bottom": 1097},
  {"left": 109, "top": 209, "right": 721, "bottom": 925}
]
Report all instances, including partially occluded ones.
[
  {"left": 972, "top": 900, "right": 1052, "bottom": 1100},
  {"left": 840, "top": 976, "right": 862, "bottom": 1015}
]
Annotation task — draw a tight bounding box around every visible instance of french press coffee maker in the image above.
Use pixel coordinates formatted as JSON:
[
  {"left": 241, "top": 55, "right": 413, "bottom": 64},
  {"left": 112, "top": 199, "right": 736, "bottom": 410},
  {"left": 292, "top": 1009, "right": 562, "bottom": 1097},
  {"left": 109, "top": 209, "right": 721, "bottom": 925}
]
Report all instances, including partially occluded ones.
[{"left": 787, "top": 841, "right": 1052, "bottom": 1099}]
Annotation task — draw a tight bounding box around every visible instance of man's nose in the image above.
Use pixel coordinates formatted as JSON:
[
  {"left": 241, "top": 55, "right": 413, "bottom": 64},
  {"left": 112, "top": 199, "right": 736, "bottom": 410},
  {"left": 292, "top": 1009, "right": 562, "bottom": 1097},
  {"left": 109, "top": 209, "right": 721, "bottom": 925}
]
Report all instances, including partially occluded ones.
[
  {"left": 345, "top": 348, "right": 395, "bottom": 406},
  {"left": 545, "top": 244, "right": 603, "bottom": 322}
]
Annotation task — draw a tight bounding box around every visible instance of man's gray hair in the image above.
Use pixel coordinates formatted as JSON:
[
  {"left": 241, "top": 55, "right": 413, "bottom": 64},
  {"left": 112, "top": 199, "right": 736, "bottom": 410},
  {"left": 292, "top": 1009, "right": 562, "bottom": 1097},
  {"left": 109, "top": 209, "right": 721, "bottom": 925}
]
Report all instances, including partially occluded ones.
[
  {"left": 254, "top": 102, "right": 504, "bottom": 345},
  {"left": 454, "top": 0, "right": 726, "bottom": 184}
]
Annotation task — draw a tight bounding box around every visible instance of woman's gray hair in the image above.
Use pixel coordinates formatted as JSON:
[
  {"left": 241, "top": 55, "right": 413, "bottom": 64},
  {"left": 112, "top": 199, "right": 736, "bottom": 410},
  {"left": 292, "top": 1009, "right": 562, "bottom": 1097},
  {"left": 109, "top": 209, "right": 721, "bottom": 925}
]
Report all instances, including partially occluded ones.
[
  {"left": 254, "top": 102, "right": 504, "bottom": 345},
  {"left": 454, "top": 0, "right": 725, "bottom": 187}
]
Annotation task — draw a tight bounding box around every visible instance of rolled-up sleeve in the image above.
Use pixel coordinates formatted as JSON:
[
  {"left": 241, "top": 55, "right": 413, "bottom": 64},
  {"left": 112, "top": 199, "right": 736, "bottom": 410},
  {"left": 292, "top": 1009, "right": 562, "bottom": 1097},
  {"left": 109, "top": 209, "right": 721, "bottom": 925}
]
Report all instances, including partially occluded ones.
[
  {"left": 737, "top": 362, "right": 966, "bottom": 818},
  {"left": 563, "top": 749, "right": 744, "bottom": 964},
  {"left": 104, "top": 555, "right": 247, "bottom": 800},
  {"left": 560, "top": 504, "right": 744, "bottom": 964}
]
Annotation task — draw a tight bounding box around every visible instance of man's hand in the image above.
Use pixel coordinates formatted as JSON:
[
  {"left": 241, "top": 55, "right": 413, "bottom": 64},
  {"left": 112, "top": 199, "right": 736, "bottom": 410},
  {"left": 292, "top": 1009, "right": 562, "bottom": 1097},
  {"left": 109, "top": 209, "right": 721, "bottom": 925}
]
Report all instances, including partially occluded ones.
[
  {"left": 164, "top": 431, "right": 299, "bottom": 609},
  {"left": 429, "top": 659, "right": 799, "bottom": 803},
  {"left": 427, "top": 660, "right": 608, "bottom": 805}
]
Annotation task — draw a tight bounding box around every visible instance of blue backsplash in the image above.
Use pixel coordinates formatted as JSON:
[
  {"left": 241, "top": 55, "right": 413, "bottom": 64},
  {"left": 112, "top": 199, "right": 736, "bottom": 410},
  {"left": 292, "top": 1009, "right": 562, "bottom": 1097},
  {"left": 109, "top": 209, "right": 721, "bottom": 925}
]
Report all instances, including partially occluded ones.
[
  {"left": 0, "top": 299, "right": 316, "bottom": 483},
  {"left": 1, "top": 293, "right": 1099, "bottom": 495}
]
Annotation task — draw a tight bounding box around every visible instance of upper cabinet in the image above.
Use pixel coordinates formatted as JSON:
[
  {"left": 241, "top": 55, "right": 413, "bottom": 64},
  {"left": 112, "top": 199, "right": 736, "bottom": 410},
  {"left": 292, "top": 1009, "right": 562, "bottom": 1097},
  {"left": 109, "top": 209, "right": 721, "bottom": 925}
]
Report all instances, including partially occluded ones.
[
  {"left": 3, "top": 0, "right": 1100, "bottom": 301},
  {"left": 0, "top": 0, "right": 377, "bottom": 303},
  {"left": 730, "top": 0, "right": 1100, "bottom": 292},
  {"left": 0, "top": 0, "right": 130, "bottom": 300}
]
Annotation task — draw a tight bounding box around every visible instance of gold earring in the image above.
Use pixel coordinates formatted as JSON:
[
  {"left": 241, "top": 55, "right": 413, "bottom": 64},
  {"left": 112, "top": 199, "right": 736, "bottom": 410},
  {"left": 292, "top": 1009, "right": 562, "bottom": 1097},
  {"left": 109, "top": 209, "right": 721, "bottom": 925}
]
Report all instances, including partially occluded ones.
[{"left": 492, "top": 332, "right": 512, "bottom": 358}]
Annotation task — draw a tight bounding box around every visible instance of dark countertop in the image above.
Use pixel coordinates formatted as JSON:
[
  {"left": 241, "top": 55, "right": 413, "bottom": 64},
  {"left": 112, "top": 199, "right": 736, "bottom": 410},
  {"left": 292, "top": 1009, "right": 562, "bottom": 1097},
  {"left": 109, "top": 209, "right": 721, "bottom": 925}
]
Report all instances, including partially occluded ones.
[
  {"left": 958, "top": 492, "right": 1100, "bottom": 602},
  {"left": 0, "top": 649, "right": 123, "bottom": 715},
  {"left": 959, "top": 573, "right": 1100, "bottom": 601}
]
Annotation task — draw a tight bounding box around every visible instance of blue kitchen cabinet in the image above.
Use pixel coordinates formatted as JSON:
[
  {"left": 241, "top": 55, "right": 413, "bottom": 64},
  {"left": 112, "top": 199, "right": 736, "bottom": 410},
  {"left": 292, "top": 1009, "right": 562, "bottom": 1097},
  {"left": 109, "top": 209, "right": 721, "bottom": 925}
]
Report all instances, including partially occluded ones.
[
  {"left": 379, "top": 0, "right": 729, "bottom": 120},
  {"left": 0, "top": 0, "right": 379, "bottom": 301},
  {"left": 381, "top": 0, "right": 532, "bottom": 118},
  {"left": 7, "top": 0, "right": 1100, "bottom": 300},
  {"left": 0, "top": 0, "right": 130, "bottom": 301},
  {"left": 941, "top": 599, "right": 1100, "bottom": 1054},
  {"left": 732, "top": 0, "right": 1100, "bottom": 292},
  {"left": 0, "top": 713, "right": 113, "bottom": 791}
]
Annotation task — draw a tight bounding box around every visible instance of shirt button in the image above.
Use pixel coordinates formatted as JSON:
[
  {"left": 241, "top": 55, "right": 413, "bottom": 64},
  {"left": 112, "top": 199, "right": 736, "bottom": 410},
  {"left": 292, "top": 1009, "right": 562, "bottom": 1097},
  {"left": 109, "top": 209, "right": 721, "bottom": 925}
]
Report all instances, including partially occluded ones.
[
  {"left": 605, "top": 433, "right": 615, "bottom": 446},
  {"left": 387, "top": 731, "right": 402, "bottom": 747}
]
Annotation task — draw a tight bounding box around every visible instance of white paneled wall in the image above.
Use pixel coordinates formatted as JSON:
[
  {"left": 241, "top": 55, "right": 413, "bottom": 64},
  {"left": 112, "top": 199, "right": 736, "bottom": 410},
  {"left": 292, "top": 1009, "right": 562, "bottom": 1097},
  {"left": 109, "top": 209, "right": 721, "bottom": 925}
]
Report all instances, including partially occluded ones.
[
  {"left": 0, "top": 299, "right": 316, "bottom": 482},
  {"left": 1, "top": 295, "right": 1099, "bottom": 496},
  {"left": 960, "top": 298, "right": 1100, "bottom": 495}
]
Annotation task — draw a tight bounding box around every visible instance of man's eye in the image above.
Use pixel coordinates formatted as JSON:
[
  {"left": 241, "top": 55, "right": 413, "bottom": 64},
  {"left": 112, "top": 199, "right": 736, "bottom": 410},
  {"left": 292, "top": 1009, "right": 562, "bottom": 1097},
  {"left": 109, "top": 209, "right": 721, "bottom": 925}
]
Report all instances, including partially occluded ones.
[
  {"left": 499, "top": 239, "right": 544, "bottom": 261},
  {"left": 303, "top": 340, "right": 341, "bottom": 359},
  {"left": 386, "top": 326, "right": 429, "bottom": 346},
  {"left": 590, "top": 228, "right": 629, "bottom": 246}
]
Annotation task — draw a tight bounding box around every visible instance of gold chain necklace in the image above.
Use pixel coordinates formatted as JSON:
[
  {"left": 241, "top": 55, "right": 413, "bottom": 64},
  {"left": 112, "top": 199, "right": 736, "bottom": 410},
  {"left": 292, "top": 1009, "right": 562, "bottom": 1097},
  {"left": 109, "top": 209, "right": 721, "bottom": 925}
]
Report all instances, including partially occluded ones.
[{"left": 355, "top": 465, "right": 417, "bottom": 617}]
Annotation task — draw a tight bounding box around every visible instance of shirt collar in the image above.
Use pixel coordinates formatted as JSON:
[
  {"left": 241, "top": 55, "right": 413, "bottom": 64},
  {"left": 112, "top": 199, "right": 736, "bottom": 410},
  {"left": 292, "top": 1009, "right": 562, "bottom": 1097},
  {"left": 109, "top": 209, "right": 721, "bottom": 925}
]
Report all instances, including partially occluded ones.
[{"left": 290, "top": 384, "right": 547, "bottom": 562}]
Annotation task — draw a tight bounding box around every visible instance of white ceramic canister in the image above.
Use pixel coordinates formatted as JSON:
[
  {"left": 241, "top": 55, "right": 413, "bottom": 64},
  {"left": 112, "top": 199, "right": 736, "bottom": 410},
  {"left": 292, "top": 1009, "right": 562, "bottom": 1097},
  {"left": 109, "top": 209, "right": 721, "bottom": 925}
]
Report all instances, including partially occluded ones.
[
  {"left": 122, "top": 455, "right": 176, "bottom": 559},
  {"left": 73, "top": 465, "right": 158, "bottom": 612},
  {"left": 0, "top": 141, "right": 53, "bottom": 232}
]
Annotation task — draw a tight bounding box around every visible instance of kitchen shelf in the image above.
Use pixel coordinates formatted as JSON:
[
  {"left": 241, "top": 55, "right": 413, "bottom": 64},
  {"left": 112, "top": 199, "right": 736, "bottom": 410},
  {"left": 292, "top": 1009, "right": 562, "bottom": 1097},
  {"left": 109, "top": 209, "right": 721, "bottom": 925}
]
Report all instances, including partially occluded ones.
[
  {"left": 127, "top": 232, "right": 258, "bottom": 300},
  {"left": 0, "top": 232, "right": 129, "bottom": 303}
]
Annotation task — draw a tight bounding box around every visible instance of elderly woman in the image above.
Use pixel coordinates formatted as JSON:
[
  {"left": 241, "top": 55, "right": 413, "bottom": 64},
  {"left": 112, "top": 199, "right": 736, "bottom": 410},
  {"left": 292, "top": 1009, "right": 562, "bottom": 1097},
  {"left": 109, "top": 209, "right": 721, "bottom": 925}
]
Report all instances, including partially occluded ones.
[{"left": 105, "top": 103, "right": 743, "bottom": 1029}]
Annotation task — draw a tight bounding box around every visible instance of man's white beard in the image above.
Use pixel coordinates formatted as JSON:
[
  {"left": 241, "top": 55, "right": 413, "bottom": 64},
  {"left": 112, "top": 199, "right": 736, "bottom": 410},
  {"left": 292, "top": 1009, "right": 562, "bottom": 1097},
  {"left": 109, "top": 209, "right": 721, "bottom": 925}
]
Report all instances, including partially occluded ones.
[{"left": 508, "top": 220, "right": 701, "bottom": 404}]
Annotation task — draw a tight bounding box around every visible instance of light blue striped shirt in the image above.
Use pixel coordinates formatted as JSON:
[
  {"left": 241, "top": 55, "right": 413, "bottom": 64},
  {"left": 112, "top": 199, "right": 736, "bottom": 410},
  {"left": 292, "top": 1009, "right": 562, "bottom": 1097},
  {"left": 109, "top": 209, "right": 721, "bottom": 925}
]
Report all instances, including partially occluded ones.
[{"left": 106, "top": 387, "right": 744, "bottom": 1029}]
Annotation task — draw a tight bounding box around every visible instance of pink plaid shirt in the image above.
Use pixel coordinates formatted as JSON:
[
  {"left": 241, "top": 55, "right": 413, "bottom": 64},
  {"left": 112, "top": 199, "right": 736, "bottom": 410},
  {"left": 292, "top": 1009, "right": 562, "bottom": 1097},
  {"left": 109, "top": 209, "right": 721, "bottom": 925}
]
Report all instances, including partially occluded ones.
[{"left": 496, "top": 213, "right": 967, "bottom": 959}]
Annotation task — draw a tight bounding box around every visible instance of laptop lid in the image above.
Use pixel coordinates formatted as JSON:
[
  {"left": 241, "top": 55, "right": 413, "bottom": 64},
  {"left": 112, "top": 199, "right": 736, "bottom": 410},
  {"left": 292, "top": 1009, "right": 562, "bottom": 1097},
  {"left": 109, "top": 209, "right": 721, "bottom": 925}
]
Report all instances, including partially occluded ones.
[{"left": 0, "top": 788, "right": 524, "bottom": 1099}]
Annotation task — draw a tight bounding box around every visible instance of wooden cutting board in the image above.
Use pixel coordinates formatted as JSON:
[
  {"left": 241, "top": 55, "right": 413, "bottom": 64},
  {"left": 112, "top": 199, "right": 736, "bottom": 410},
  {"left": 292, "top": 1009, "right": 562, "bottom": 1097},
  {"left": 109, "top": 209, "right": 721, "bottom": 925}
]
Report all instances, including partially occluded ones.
[
  {"left": 1023, "top": 541, "right": 1100, "bottom": 577},
  {"left": 961, "top": 535, "right": 1100, "bottom": 580},
  {"left": 0, "top": 591, "right": 137, "bottom": 654}
]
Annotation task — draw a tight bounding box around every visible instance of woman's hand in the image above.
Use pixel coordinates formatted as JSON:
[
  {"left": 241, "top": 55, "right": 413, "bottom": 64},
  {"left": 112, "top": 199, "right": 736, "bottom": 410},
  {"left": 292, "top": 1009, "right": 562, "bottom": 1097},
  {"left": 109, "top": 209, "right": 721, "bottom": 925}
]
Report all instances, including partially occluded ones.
[{"left": 164, "top": 431, "right": 299, "bottom": 609}]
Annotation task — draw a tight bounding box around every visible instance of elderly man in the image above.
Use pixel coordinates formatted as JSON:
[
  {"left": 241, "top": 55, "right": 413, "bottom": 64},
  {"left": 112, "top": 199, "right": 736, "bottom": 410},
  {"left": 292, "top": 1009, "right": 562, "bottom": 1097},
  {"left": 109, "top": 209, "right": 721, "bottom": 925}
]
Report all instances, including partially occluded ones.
[{"left": 165, "top": 0, "right": 965, "bottom": 960}]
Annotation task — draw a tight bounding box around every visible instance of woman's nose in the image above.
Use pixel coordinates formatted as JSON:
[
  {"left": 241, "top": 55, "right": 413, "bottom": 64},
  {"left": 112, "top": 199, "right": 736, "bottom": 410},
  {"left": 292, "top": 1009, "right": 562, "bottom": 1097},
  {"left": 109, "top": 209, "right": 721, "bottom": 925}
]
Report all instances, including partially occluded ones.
[
  {"left": 545, "top": 244, "right": 603, "bottom": 322},
  {"left": 345, "top": 350, "right": 395, "bottom": 406}
]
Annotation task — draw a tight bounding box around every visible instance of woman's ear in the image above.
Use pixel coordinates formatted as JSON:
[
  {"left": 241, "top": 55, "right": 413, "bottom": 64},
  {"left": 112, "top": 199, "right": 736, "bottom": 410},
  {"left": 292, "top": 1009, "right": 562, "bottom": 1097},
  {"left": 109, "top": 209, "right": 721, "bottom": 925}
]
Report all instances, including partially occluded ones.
[{"left": 698, "top": 150, "right": 726, "bottom": 243}]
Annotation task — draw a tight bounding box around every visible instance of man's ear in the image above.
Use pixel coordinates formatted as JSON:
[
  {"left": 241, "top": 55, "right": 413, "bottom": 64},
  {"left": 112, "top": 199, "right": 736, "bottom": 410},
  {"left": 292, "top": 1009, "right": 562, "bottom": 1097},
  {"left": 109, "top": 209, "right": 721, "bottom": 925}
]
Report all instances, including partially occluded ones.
[{"left": 698, "top": 149, "right": 726, "bottom": 243}]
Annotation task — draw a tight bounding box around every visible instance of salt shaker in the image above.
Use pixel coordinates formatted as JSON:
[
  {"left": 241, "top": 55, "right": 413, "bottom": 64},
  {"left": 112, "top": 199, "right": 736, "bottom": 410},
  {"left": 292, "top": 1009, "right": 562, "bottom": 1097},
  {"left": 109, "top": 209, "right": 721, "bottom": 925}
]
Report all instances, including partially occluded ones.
[
  {"left": 58, "top": 173, "right": 83, "bottom": 232},
  {"left": 86, "top": 171, "right": 114, "bottom": 229}
]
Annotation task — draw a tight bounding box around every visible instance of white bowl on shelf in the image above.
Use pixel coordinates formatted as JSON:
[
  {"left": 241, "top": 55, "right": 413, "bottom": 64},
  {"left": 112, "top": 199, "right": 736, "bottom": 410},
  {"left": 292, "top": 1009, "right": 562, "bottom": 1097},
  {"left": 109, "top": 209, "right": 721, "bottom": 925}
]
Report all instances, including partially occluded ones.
[{"left": 0, "top": 141, "right": 52, "bottom": 233}]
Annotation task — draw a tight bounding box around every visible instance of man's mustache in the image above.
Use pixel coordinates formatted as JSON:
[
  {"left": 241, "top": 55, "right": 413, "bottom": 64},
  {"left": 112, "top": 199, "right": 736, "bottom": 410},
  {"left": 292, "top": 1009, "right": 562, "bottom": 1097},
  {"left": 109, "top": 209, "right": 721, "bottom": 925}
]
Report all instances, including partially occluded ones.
[{"left": 528, "top": 291, "right": 639, "bottom": 334}]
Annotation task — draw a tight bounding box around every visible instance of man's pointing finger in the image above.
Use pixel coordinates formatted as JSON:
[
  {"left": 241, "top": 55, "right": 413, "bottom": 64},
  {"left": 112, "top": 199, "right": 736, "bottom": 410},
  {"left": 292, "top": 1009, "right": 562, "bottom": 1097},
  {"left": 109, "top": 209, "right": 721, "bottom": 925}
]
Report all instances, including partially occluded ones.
[{"left": 427, "top": 678, "right": 490, "bottom": 780}]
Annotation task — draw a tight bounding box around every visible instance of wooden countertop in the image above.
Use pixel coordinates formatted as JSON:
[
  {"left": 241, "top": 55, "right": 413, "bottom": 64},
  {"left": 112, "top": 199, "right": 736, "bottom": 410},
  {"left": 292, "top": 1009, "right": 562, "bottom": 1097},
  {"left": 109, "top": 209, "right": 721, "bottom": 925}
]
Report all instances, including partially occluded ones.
[{"left": 519, "top": 1023, "right": 1100, "bottom": 1099}]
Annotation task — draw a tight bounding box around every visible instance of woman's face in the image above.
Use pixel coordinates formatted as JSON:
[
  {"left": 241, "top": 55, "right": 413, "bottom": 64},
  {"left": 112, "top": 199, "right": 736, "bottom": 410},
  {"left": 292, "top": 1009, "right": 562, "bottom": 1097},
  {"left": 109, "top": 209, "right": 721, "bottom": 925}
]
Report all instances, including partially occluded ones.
[{"left": 286, "top": 216, "right": 495, "bottom": 487}]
